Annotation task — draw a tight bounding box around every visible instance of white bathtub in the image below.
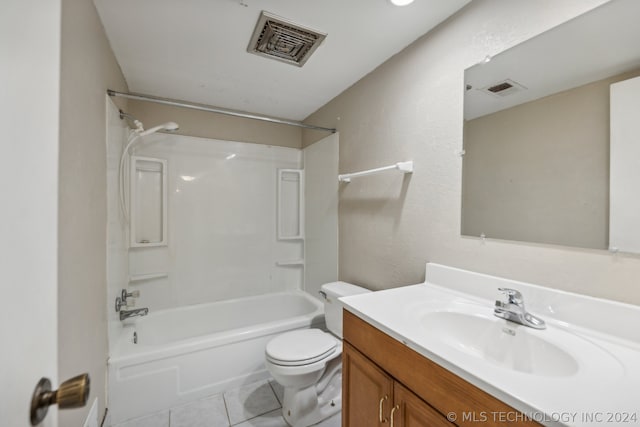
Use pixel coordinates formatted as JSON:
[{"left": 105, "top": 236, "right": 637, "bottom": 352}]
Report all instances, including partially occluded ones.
[{"left": 108, "top": 290, "right": 324, "bottom": 424}]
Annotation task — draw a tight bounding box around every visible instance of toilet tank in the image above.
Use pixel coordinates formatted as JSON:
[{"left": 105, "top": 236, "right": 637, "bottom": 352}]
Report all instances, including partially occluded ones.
[{"left": 321, "top": 281, "right": 371, "bottom": 338}]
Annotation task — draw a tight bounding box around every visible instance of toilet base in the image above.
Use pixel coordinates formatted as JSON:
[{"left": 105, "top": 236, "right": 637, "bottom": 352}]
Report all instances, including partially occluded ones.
[{"left": 281, "top": 359, "right": 342, "bottom": 427}]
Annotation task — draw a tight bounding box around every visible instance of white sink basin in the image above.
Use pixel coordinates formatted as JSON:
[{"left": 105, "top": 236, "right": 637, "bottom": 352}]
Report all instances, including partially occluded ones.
[
  {"left": 340, "top": 264, "right": 640, "bottom": 426},
  {"left": 421, "top": 311, "right": 578, "bottom": 377}
]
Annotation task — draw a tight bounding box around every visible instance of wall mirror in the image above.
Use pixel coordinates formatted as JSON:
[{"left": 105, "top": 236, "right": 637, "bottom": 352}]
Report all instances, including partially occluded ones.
[{"left": 461, "top": 0, "right": 640, "bottom": 252}]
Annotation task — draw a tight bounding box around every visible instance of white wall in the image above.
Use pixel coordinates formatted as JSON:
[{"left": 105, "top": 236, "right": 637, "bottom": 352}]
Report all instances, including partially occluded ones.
[
  {"left": 302, "top": 0, "right": 640, "bottom": 306},
  {"left": 110, "top": 134, "right": 303, "bottom": 313},
  {"left": 304, "top": 134, "right": 339, "bottom": 299}
]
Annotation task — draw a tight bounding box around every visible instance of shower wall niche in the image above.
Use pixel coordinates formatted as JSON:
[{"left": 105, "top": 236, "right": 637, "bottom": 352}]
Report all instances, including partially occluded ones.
[
  {"left": 130, "top": 156, "right": 167, "bottom": 247},
  {"left": 278, "top": 169, "right": 304, "bottom": 240}
]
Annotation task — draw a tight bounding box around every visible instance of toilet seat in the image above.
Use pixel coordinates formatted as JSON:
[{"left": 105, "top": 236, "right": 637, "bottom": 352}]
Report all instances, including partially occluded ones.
[{"left": 266, "top": 329, "right": 337, "bottom": 367}]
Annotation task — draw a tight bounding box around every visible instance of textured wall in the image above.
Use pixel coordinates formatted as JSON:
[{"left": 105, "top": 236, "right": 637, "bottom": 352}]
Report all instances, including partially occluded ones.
[
  {"left": 127, "top": 100, "right": 302, "bottom": 149},
  {"left": 58, "top": 0, "right": 128, "bottom": 424},
  {"left": 303, "top": 0, "right": 640, "bottom": 306}
]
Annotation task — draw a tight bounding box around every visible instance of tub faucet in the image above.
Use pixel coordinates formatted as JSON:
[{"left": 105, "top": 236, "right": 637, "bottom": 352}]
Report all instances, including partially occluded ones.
[
  {"left": 494, "top": 288, "right": 546, "bottom": 329},
  {"left": 115, "top": 288, "right": 148, "bottom": 321},
  {"left": 120, "top": 307, "right": 149, "bottom": 321}
]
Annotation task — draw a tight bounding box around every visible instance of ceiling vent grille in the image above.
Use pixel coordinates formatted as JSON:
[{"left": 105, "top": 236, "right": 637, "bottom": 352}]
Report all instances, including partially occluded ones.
[
  {"left": 247, "top": 11, "right": 326, "bottom": 67},
  {"left": 481, "top": 79, "right": 527, "bottom": 97}
]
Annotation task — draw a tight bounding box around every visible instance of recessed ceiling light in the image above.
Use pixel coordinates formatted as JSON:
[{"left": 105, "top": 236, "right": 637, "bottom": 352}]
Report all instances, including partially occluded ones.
[{"left": 389, "top": 0, "right": 415, "bottom": 6}]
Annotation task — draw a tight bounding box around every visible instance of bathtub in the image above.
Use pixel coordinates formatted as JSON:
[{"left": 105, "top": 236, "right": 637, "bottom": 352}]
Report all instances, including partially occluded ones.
[{"left": 107, "top": 290, "right": 324, "bottom": 424}]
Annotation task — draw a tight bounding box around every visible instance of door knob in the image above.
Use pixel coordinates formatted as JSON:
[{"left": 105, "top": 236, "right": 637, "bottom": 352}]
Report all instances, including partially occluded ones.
[{"left": 30, "top": 373, "right": 90, "bottom": 426}]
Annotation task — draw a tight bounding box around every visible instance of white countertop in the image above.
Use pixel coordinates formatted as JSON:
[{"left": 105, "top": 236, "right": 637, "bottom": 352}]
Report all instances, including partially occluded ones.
[{"left": 340, "top": 264, "right": 640, "bottom": 427}]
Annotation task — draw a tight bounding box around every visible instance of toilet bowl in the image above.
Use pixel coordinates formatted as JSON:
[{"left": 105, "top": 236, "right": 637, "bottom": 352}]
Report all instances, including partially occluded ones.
[{"left": 265, "top": 282, "right": 370, "bottom": 427}]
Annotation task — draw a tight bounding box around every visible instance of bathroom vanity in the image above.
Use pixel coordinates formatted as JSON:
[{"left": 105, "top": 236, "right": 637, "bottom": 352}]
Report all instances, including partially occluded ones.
[
  {"left": 340, "top": 264, "right": 640, "bottom": 427},
  {"left": 343, "top": 310, "right": 540, "bottom": 426}
]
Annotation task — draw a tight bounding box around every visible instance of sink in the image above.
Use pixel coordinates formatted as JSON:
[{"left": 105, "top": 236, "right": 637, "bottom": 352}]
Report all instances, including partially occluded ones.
[
  {"left": 339, "top": 265, "right": 639, "bottom": 423},
  {"left": 420, "top": 311, "right": 616, "bottom": 377}
]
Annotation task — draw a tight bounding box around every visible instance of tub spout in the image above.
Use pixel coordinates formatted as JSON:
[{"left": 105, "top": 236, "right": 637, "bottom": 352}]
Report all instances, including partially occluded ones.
[{"left": 120, "top": 307, "right": 149, "bottom": 321}]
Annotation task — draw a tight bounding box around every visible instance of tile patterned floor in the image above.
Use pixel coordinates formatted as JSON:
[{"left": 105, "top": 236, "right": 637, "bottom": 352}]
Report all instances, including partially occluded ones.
[
  {"left": 224, "top": 381, "right": 281, "bottom": 425},
  {"left": 112, "top": 379, "right": 341, "bottom": 427}
]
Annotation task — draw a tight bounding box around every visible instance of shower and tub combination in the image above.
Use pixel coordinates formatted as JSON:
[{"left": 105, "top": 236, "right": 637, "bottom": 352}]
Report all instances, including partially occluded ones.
[
  {"left": 109, "top": 292, "right": 324, "bottom": 423},
  {"left": 105, "top": 100, "right": 339, "bottom": 424}
]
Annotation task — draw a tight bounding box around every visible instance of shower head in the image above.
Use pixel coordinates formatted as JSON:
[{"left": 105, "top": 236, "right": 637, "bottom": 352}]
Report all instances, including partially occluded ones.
[{"left": 137, "top": 121, "right": 180, "bottom": 137}]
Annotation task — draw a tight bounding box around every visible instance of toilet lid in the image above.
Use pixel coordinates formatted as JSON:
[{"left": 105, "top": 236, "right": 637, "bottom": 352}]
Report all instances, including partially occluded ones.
[{"left": 266, "top": 329, "right": 337, "bottom": 366}]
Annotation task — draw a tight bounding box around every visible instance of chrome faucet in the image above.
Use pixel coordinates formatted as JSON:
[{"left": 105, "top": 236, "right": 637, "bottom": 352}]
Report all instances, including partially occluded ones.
[
  {"left": 494, "top": 288, "right": 546, "bottom": 329},
  {"left": 115, "top": 288, "right": 149, "bottom": 321},
  {"left": 119, "top": 307, "right": 149, "bottom": 321}
]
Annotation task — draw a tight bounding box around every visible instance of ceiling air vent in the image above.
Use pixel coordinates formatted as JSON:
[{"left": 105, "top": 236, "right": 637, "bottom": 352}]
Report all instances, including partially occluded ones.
[
  {"left": 481, "top": 79, "right": 527, "bottom": 97},
  {"left": 247, "top": 11, "right": 326, "bottom": 67}
]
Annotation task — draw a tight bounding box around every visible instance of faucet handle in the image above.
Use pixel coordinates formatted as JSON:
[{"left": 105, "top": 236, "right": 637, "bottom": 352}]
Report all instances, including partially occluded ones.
[
  {"left": 498, "top": 288, "right": 523, "bottom": 304},
  {"left": 121, "top": 289, "right": 140, "bottom": 301}
]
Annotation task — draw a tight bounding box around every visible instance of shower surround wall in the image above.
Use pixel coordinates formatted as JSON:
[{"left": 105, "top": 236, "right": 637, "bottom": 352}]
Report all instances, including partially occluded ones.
[
  {"left": 107, "top": 104, "right": 339, "bottom": 357},
  {"left": 129, "top": 137, "right": 301, "bottom": 307}
]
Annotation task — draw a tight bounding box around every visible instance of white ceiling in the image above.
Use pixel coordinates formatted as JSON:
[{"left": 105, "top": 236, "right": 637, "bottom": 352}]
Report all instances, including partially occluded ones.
[
  {"left": 464, "top": 0, "right": 640, "bottom": 120},
  {"left": 94, "top": 0, "right": 470, "bottom": 121}
]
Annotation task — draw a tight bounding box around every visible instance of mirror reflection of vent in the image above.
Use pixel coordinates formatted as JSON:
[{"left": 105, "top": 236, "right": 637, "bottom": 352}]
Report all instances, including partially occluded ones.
[
  {"left": 247, "top": 11, "right": 326, "bottom": 67},
  {"left": 482, "top": 79, "right": 527, "bottom": 97}
]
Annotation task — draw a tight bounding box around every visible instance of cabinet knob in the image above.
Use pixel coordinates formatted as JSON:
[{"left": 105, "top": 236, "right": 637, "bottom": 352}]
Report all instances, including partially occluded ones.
[{"left": 379, "top": 395, "right": 388, "bottom": 423}]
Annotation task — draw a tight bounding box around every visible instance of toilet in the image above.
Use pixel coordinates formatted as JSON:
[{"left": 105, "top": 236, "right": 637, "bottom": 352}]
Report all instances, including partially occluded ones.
[{"left": 265, "top": 282, "right": 370, "bottom": 427}]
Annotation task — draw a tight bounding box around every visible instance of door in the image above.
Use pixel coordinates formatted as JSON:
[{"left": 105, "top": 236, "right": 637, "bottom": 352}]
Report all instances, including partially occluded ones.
[
  {"left": 1, "top": 0, "right": 61, "bottom": 425},
  {"left": 343, "top": 342, "right": 394, "bottom": 427},
  {"left": 393, "top": 383, "right": 454, "bottom": 427}
]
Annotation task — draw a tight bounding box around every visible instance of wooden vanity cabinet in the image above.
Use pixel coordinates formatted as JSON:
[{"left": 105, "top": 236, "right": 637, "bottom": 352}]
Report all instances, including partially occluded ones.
[
  {"left": 342, "top": 341, "right": 393, "bottom": 426},
  {"left": 343, "top": 342, "right": 451, "bottom": 427},
  {"left": 342, "top": 310, "right": 542, "bottom": 427}
]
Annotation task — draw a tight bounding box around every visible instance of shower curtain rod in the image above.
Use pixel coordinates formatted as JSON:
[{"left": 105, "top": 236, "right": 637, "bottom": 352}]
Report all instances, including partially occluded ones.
[{"left": 107, "top": 90, "right": 336, "bottom": 133}]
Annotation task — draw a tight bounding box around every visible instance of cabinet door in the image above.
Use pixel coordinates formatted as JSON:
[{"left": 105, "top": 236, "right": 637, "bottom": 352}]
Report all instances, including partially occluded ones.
[
  {"left": 343, "top": 342, "right": 394, "bottom": 427},
  {"left": 393, "top": 383, "right": 454, "bottom": 427}
]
